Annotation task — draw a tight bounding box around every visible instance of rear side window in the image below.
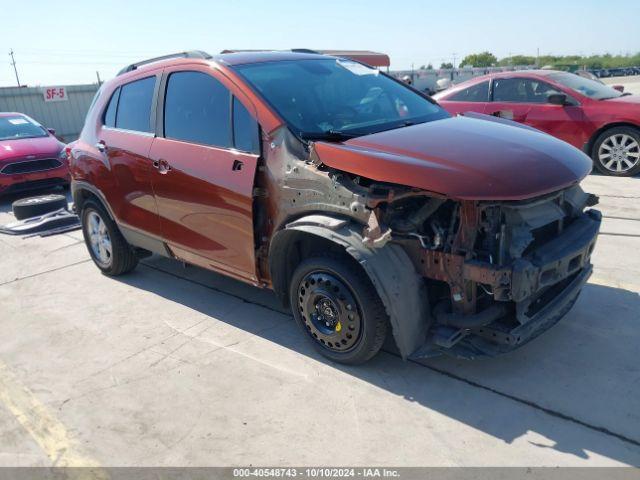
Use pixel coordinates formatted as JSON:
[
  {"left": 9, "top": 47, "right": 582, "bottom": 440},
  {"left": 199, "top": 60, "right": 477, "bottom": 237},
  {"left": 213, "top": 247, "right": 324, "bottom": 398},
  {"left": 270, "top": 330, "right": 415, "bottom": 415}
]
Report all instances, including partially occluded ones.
[
  {"left": 115, "top": 77, "right": 155, "bottom": 132},
  {"left": 103, "top": 88, "right": 120, "bottom": 127},
  {"left": 232, "top": 97, "right": 260, "bottom": 154},
  {"left": 448, "top": 81, "right": 489, "bottom": 102},
  {"left": 164, "top": 71, "right": 231, "bottom": 148}
]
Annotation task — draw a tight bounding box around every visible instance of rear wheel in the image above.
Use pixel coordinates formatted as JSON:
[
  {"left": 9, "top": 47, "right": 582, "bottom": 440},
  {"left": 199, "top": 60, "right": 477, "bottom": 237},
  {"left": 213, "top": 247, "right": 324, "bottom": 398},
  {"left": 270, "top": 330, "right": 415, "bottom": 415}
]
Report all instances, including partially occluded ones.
[
  {"left": 289, "top": 254, "right": 388, "bottom": 365},
  {"left": 81, "top": 200, "right": 138, "bottom": 276},
  {"left": 592, "top": 126, "right": 640, "bottom": 176}
]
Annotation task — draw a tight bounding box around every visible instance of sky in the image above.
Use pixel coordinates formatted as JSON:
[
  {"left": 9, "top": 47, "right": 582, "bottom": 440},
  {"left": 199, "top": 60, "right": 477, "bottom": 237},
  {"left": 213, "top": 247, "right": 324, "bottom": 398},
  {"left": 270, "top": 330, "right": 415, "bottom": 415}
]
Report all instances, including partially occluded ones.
[{"left": 1, "top": 0, "right": 639, "bottom": 87}]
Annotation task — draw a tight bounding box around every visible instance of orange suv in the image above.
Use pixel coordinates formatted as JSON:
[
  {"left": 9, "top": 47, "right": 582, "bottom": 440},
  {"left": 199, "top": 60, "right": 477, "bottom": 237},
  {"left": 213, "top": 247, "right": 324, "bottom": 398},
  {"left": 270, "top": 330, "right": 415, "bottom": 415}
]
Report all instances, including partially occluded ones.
[{"left": 70, "top": 51, "right": 601, "bottom": 364}]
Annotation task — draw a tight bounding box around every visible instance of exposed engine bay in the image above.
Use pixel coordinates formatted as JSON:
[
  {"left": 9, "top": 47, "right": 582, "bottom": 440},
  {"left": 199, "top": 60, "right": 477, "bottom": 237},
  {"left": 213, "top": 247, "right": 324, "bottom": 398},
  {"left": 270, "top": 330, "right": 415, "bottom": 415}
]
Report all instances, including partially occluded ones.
[{"left": 261, "top": 128, "right": 602, "bottom": 359}]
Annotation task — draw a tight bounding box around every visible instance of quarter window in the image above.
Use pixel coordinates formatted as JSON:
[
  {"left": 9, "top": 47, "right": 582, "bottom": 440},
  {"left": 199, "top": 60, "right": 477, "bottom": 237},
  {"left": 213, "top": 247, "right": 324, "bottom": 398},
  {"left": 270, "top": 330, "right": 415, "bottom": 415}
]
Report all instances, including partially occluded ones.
[
  {"left": 448, "top": 81, "right": 489, "bottom": 102},
  {"left": 103, "top": 87, "right": 120, "bottom": 128},
  {"left": 115, "top": 77, "right": 155, "bottom": 133},
  {"left": 164, "top": 71, "right": 231, "bottom": 148},
  {"left": 232, "top": 97, "right": 260, "bottom": 154}
]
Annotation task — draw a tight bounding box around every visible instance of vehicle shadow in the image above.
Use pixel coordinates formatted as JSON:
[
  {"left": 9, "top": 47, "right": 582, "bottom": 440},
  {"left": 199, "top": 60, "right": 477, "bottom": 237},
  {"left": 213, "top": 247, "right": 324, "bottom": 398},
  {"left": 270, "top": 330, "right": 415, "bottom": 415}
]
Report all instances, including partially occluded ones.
[{"left": 114, "top": 255, "right": 640, "bottom": 465}]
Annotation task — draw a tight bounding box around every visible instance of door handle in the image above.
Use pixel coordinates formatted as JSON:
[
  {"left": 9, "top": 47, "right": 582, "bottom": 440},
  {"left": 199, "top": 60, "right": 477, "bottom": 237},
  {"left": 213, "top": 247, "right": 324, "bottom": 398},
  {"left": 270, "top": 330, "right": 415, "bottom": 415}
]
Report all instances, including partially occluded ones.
[
  {"left": 153, "top": 159, "right": 171, "bottom": 174},
  {"left": 490, "top": 110, "right": 514, "bottom": 120},
  {"left": 95, "top": 141, "right": 107, "bottom": 153},
  {"left": 232, "top": 159, "right": 244, "bottom": 171}
]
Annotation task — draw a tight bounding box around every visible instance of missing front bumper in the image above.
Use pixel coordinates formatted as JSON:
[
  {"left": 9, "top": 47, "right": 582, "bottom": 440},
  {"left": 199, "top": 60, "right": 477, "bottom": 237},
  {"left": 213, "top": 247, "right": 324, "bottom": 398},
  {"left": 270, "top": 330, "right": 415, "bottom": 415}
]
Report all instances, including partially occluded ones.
[{"left": 410, "top": 209, "right": 601, "bottom": 360}]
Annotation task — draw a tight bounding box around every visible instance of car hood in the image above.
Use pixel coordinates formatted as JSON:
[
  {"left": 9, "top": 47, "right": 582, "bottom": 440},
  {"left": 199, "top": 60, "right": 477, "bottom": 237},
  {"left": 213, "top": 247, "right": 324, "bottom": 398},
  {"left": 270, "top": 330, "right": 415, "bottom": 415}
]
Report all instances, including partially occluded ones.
[
  {"left": 603, "top": 94, "right": 640, "bottom": 105},
  {"left": 0, "top": 135, "right": 63, "bottom": 162},
  {"left": 313, "top": 115, "right": 592, "bottom": 200}
]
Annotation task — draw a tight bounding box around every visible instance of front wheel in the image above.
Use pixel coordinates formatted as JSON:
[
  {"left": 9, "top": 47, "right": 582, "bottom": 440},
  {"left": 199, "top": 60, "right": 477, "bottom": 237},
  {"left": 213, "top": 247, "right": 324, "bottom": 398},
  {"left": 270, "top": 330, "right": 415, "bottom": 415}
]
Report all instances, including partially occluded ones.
[
  {"left": 289, "top": 254, "right": 388, "bottom": 365},
  {"left": 81, "top": 200, "right": 138, "bottom": 276},
  {"left": 592, "top": 126, "right": 640, "bottom": 176}
]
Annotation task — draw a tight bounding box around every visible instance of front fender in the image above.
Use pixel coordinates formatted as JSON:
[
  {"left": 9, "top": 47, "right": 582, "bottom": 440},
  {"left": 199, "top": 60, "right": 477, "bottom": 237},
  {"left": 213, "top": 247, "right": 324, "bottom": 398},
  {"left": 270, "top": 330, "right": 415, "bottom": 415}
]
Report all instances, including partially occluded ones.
[{"left": 269, "top": 214, "right": 431, "bottom": 359}]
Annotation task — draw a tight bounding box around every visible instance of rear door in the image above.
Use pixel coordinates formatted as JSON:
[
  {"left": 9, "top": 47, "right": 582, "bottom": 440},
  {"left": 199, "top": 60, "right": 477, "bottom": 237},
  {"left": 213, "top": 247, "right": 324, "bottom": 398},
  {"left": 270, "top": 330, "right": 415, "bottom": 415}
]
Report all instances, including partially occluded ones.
[
  {"left": 437, "top": 80, "right": 490, "bottom": 115},
  {"left": 99, "top": 75, "right": 163, "bottom": 239},
  {"left": 148, "top": 66, "right": 261, "bottom": 283},
  {"left": 484, "top": 77, "right": 586, "bottom": 147}
]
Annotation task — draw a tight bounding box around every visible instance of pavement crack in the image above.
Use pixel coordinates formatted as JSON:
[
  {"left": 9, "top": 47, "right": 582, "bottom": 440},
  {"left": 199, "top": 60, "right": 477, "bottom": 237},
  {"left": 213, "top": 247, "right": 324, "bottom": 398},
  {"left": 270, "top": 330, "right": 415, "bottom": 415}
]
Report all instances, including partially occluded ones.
[
  {"left": 598, "top": 194, "right": 640, "bottom": 199},
  {"left": 408, "top": 359, "right": 640, "bottom": 449},
  {"left": 599, "top": 232, "right": 640, "bottom": 238},
  {"left": 0, "top": 259, "right": 91, "bottom": 287},
  {"left": 602, "top": 215, "right": 640, "bottom": 221},
  {"left": 144, "top": 259, "right": 640, "bottom": 449}
]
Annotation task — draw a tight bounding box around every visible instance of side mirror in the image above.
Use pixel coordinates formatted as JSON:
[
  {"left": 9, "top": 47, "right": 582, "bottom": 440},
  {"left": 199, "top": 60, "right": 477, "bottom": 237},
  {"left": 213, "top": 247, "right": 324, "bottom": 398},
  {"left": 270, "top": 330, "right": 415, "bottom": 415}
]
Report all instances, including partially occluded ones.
[
  {"left": 47, "top": 128, "right": 56, "bottom": 136},
  {"left": 612, "top": 85, "right": 625, "bottom": 93},
  {"left": 547, "top": 93, "right": 568, "bottom": 106}
]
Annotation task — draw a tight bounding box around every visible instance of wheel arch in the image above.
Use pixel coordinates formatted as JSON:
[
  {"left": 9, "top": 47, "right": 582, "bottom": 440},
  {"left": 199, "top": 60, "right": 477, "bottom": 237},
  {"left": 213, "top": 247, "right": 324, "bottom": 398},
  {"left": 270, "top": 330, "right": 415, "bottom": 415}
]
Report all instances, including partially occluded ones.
[
  {"left": 268, "top": 214, "right": 431, "bottom": 359},
  {"left": 585, "top": 122, "right": 640, "bottom": 156},
  {"left": 71, "top": 181, "right": 117, "bottom": 221}
]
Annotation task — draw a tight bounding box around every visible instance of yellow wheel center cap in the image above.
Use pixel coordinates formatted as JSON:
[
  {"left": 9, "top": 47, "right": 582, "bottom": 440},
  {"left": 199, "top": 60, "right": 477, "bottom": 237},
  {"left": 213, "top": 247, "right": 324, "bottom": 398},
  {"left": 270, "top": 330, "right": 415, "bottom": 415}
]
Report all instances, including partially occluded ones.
[{"left": 335, "top": 321, "right": 342, "bottom": 332}]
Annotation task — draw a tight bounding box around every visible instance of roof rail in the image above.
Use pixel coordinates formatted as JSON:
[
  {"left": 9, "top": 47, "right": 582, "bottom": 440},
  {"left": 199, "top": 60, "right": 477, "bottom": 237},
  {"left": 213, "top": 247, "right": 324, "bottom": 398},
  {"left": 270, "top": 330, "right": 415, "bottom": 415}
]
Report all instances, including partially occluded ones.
[
  {"left": 290, "top": 48, "right": 320, "bottom": 54},
  {"left": 117, "top": 50, "right": 212, "bottom": 76}
]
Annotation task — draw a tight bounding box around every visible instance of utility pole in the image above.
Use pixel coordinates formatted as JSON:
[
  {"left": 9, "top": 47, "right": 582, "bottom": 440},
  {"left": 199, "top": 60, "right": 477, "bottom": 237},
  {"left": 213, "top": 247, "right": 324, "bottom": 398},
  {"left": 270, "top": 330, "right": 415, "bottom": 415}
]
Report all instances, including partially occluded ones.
[
  {"left": 536, "top": 47, "right": 540, "bottom": 67},
  {"left": 96, "top": 71, "right": 102, "bottom": 85},
  {"left": 452, "top": 53, "right": 458, "bottom": 70},
  {"left": 9, "top": 49, "right": 20, "bottom": 87}
]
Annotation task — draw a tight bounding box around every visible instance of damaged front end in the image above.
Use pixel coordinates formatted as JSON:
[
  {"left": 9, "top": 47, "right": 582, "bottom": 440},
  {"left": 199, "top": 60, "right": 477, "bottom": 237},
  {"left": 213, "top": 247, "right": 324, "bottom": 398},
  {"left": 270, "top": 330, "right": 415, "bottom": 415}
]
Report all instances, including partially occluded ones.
[
  {"left": 263, "top": 127, "right": 600, "bottom": 361},
  {"left": 382, "top": 185, "right": 601, "bottom": 359}
]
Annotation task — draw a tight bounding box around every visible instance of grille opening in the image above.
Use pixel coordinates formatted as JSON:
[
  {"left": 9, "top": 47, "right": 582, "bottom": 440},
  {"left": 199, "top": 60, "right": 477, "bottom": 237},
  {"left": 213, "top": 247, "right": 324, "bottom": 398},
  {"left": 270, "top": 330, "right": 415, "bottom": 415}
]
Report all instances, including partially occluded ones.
[
  {"left": 1, "top": 159, "right": 62, "bottom": 175},
  {"left": 568, "top": 254, "right": 582, "bottom": 272},
  {"left": 525, "top": 272, "right": 579, "bottom": 318}
]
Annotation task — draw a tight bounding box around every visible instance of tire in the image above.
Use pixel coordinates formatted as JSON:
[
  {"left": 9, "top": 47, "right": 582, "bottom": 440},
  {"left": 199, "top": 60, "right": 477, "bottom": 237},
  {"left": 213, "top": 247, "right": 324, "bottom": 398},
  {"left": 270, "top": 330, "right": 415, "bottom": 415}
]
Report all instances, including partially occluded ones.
[
  {"left": 80, "top": 200, "right": 138, "bottom": 276},
  {"left": 12, "top": 194, "right": 68, "bottom": 220},
  {"left": 289, "top": 253, "right": 388, "bottom": 365},
  {"left": 591, "top": 126, "right": 640, "bottom": 176}
]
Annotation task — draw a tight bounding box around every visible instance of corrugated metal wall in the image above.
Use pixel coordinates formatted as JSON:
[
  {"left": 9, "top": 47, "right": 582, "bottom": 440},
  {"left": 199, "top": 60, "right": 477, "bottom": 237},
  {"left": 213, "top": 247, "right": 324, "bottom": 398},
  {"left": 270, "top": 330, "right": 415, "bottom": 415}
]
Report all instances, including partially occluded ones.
[{"left": 0, "top": 84, "right": 99, "bottom": 142}]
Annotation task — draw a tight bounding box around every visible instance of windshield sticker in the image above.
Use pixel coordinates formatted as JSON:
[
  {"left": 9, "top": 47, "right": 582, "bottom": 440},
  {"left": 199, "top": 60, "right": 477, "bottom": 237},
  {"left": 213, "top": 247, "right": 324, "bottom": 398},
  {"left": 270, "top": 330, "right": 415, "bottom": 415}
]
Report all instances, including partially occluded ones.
[
  {"left": 337, "top": 60, "right": 378, "bottom": 76},
  {"left": 8, "top": 118, "right": 29, "bottom": 125}
]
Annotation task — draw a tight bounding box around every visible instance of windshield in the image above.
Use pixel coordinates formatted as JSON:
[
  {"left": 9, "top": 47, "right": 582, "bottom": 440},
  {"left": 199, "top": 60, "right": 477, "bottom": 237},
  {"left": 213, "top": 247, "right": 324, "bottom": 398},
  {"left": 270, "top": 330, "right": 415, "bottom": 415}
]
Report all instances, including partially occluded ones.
[
  {"left": 234, "top": 58, "right": 449, "bottom": 139},
  {"left": 548, "top": 72, "right": 623, "bottom": 100},
  {"left": 0, "top": 115, "right": 48, "bottom": 141}
]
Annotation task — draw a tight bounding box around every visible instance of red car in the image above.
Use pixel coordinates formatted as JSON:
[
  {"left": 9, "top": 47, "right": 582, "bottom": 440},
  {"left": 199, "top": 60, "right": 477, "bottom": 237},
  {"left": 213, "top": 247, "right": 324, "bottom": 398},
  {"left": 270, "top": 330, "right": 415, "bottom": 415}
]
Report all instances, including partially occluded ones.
[
  {"left": 70, "top": 51, "right": 600, "bottom": 364},
  {"left": 0, "top": 112, "right": 69, "bottom": 194},
  {"left": 434, "top": 70, "right": 640, "bottom": 176}
]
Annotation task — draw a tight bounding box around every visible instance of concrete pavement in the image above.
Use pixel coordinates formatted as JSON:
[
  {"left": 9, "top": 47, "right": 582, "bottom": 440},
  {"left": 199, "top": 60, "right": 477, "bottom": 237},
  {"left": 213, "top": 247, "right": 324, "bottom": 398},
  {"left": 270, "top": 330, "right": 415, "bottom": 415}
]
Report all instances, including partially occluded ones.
[{"left": 0, "top": 175, "right": 638, "bottom": 467}]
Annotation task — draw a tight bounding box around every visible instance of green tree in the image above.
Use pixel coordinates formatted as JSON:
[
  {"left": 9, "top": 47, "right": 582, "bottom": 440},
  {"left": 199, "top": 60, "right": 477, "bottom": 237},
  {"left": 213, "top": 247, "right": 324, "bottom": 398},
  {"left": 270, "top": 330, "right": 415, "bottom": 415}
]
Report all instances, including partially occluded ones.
[
  {"left": 459, "top": 52, "right": 497, "bottom": 68},
  {"left": 498, "top": 55, "right": 535, "bottom": 66},
  {"left": 440, "top": 62, "right": 453, "bottom": 69}
]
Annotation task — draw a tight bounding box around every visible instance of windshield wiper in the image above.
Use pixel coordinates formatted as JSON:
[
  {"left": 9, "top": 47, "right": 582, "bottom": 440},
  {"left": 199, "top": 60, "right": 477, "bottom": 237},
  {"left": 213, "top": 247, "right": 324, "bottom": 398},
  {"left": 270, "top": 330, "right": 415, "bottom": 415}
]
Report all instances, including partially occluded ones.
[
  {"left": 599, "top": 95, "right": 627, "bottom": 100},
  {"left": 300, "top": 129, "right": 363, "bottom": 142}
]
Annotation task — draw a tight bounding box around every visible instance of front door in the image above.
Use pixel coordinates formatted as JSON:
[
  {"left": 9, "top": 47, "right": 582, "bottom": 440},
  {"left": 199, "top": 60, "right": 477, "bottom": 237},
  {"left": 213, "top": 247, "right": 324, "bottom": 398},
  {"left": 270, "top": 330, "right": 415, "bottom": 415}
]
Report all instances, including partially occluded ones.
[
  {"left": 149, "top": 68, "right": 261, "bottom": 283},
  {"left": 484, "top": 77, "right": 586, "bottom": 148}
]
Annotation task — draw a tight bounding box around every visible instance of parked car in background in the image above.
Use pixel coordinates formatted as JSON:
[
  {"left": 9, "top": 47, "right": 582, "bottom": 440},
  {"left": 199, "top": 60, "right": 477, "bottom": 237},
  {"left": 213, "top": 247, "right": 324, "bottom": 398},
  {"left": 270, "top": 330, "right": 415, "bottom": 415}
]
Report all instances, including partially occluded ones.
[
  {"left": 70, "top": 51, "right": 600, "bottom": 364},
  {"left": 434, "top": 70, "right": 640, "bottom": 176},
  {"left": 575, "top": 69, "right": 625, "bottom": 92},
  {"left": 0, "top": 113, "right": 69, "bottom": 195}
]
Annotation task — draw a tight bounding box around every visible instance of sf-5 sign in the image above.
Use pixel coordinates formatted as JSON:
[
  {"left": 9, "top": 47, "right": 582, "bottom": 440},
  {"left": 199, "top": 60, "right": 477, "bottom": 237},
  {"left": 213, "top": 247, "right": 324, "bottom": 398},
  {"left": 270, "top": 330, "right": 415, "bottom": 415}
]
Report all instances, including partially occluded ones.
[{"left": 43, "top": 87, "right": 68, "bottom": 102}]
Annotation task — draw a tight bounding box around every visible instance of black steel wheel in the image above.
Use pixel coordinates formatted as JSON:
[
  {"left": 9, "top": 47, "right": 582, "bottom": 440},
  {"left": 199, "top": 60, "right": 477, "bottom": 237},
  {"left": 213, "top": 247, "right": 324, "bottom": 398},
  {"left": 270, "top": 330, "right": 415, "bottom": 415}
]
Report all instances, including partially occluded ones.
[
  {"left": 289, "top": 254, "right": 388, "bottom": 364},
  {"left": 297, "top": 271, "right": 363, "bottom": 352}
]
